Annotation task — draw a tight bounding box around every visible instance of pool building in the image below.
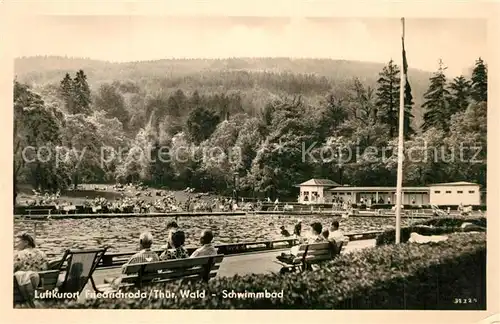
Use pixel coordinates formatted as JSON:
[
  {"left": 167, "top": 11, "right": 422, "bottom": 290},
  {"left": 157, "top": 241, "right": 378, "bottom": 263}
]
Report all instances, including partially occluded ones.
[{"left": 296, "top": 179, "right": 482, "bottom": 206}]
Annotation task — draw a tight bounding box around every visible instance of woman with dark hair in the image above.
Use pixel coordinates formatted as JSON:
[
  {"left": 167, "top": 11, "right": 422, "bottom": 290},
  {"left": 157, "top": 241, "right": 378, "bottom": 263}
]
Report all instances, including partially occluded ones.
[
  {"left": 14, "top": 233, "right": 48, "bottom": 272},
  {"left": 160, "top": 230, "right": 188, "bottom": 260},
  {"left": 163, "top": 220, "right": 180, "bottom": 249},
  {"left": 309, "top": 222, "right": 328, "bottom": 243},
  {"left": 280, "top": 226, "right": 291, "bottom": 237}
]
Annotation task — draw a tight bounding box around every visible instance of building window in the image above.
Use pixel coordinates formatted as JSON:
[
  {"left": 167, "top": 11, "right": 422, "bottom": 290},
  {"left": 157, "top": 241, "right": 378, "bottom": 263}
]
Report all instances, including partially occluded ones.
[
  {"left": 457, "top": 191, "right": 463, "bottom": 194},
  {"left": 304, "top": 191, "right": 309, "bottom": 196},
  {"left": 469, "top": 190, "right": 475, "bottom": 194},
  {"left": 346, "top": 192, "right": 351, "bottom": 195},
  {"left": 434, "top": 190, "right": 441, "bottom": 194},
  {"left": 445, "top": 191, "right": 452, "bottom": 194}
]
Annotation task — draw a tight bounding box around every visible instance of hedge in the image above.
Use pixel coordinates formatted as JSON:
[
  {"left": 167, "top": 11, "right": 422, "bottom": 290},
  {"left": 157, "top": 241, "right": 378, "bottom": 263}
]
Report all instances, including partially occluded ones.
[
  {"left": 375, "top": 216, "right": 486, "bottom": 246},
  {"left": 418, "top": 216, "right": 486, "bottom": 228},
  {"left": 30, "top": 232, "right": 486, "bottom": 310}
]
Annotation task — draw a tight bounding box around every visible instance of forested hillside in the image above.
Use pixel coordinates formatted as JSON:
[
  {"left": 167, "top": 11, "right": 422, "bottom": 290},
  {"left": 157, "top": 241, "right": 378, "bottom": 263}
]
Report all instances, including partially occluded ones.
[
  {"left": 13, "top": 56, "right": 487, "bottom": 201},
  {"left": 15, "top": 56, "right": 434, "bottom": 127}
]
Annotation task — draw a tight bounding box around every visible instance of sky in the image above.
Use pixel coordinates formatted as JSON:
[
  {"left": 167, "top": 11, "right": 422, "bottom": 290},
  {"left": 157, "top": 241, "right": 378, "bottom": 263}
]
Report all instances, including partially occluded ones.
[{"left": 13, "top": 16, "right": 488, "bottom": 76}]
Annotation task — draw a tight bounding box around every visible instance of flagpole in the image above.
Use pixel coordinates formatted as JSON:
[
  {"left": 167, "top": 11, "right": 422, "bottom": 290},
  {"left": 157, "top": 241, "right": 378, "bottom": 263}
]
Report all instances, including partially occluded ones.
[{"left": 395, "top": 18, "right": 406, "bottom": 244}]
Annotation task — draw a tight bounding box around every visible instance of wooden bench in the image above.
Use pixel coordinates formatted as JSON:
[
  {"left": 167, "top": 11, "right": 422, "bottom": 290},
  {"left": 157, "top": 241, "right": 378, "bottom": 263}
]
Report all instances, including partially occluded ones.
[
  {"left": 35, "top": 270, "right": 61, "bottom": 291},
  {"left": 25, "top": 208, "right": 52, "bottom": 216},
  {"left": 96, "top": 254, "right": 224, "bottom": 291},
  {"left": 215, "top": 239, "right": 297, "bottom": 255},
  {"left": 376, "top": 209, "right": 412, "bottom": 217},
  {"left": 14, "top": 270, "right": 61, "bottom": 307},
  {"left": 274, "top": 241, "right": 343, "bottom": 274},
  {"left": 345, "top": 230, "right": 382, "bottom": 241},
  {"left": 94, "top": 239, "right": 298, "bottom": 269}
]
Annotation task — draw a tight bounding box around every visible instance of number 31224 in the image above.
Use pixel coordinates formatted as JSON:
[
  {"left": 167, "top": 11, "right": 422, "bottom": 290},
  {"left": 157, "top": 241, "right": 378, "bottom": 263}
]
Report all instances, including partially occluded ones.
[{"left": 454, "top": 298, "right": 477, "bottom": 304}]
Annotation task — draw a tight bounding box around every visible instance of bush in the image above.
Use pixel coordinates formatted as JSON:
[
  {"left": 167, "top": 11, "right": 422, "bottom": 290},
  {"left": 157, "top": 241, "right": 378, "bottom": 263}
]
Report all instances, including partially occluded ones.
[
  {"left": 34, "top": 232, "right": 486, "bottom": 310},
  {"left": 419, "top": 216, "right": 486, "bottom": 228},
  {"left": 375, "top": 216, "right": 486, "bottom": 246},
  {"left": 434, "top": 205, "right": 487, "bottom": 211}
]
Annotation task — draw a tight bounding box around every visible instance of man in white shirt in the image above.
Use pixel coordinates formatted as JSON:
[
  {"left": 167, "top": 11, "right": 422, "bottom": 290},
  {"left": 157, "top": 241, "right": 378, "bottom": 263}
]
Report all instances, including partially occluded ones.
[
  {"left": 329, "top": 220, "right": 347, "bottom": 244},
  {"left": 190, "top": 230, "right": 218, "bottom": 258}
]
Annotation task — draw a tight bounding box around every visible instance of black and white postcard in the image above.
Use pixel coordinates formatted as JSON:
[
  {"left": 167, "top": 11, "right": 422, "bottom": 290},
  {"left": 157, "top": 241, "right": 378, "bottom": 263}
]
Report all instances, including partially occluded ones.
[{"left": 2, "top": 1, "right": 499, "bottom": 324}]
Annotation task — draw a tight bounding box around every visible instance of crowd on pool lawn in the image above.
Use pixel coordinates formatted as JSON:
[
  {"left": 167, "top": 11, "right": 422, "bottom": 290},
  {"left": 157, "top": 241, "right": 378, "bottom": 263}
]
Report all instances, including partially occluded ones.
[
  {"left": 19, "top": 184, "right": 355, "bottom": 214},
  {"left": 20, "top": 192, "right": 257, "bottom": 213},
  {"left": 20, "top": 193, "right": 238, "bottom": 213}
]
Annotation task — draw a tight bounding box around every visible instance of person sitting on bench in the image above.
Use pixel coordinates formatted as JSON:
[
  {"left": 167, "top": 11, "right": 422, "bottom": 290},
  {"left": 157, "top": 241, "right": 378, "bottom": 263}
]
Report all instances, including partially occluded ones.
[
  {"left": 105, "top": 231, "right": 159, "bottom": 286},
  {"left": 125, "top": 232, "right": 159, "bottom": 265},
  {"left": 308, "top": 222, "right": 328, "bottom": 244},
  {"left": 280, "top": 226, "right": 291, "bottom": 237},
  {"left": 190, "top": 230, "right": 218, "bottom": 258},
  {"left": 277, "top": 222, "right": 327, "bottom": 262},
  {"left": 163, "top": 221, "right": 180, "bottom": 249},
  {"left": 14, "top": 233, "right": 48, "bottom": 272},
  {"left": 160, "top": 230, "right": 189, "bottom": 260},
  {"left": 328, "top": 221, "right": 347, "bottom": 244}
]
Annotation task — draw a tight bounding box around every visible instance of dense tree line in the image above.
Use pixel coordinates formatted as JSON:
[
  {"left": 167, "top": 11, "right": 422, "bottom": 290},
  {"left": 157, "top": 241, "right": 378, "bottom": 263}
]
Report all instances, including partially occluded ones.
[
  {"left": 16, "top": 57, "right": 433, "bottom": 125},
  {"left": 13, "top": 57, "right": 487, "bottom": 201}
]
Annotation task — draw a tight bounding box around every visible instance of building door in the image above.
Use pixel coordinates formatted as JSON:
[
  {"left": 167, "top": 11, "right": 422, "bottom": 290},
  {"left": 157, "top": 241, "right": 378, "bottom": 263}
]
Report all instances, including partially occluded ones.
[{"left": 422, "top": 193, "right": 430, "bottom": 205}]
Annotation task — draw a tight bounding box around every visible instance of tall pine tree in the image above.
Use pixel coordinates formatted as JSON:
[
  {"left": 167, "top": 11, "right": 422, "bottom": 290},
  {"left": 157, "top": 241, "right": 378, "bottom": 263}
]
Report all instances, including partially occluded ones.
[
  {"left": 376, "top": 60, "right": 400, "bottom": 138},
  {"left": 470, "top": 57, "right": 487, "bottom": 103},
  {"left": 422, "top": 59, "right": 452, "bottom": 132},
  {"left": 319, "top": 94, "right": 348, "bottom": 138},
  {"left": 448, "top": 75, "right": 471, "bottom": 115},
  {"left": 72, "top": 69, "right": 92, "bottom": 114},
  {"left": 185, "top": 106, "right": 221, "bottom": 144},
  {"left": 59, "top": 73, "right": 75, "bottom": 113}
]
